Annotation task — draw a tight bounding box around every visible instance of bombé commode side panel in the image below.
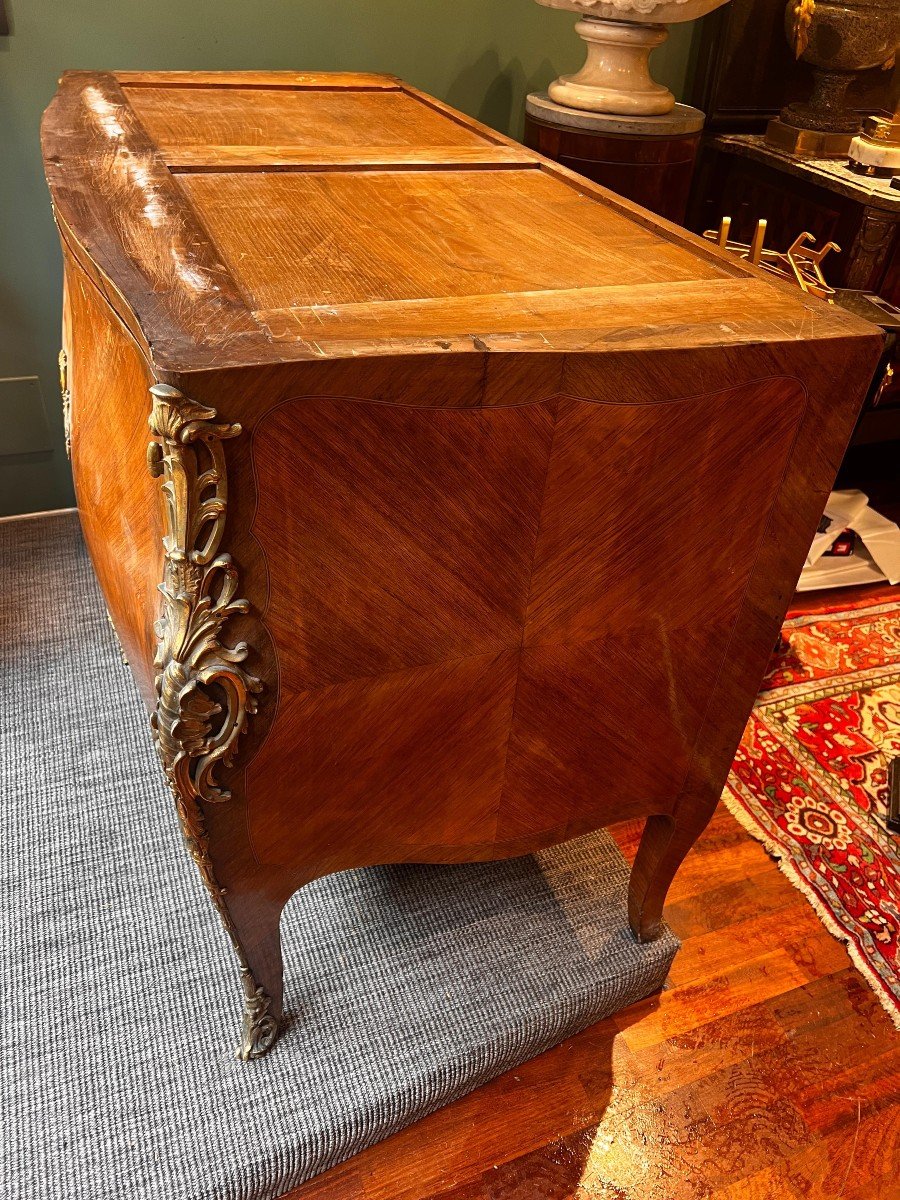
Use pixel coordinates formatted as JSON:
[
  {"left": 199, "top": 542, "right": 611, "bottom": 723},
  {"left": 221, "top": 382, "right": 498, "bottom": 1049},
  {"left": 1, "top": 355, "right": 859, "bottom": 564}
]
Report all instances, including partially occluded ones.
[
  {"left": 63, "top": 252, "right": 290, "bottom": 1059},
  {"left": 244, "top": 377, "right": 808, "bottom": 883},
  {"left": 62, "top": 250, "right": 163, "bottom": 708},
  {"left": 56, "top": 258, "right": 879, "bottom": 1065}
]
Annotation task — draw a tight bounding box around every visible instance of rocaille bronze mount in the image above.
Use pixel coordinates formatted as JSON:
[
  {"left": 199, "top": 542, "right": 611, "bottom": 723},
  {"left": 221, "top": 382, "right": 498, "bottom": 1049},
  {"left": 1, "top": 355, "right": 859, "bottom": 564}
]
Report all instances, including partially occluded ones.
[{"left": 146, "top": 383, "right": 274, "bottom": 1061}]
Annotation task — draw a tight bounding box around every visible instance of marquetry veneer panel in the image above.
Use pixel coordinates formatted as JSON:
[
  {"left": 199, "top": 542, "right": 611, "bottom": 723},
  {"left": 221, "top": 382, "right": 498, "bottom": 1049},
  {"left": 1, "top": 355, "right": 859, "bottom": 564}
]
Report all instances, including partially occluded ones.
[{"left": 247, "top": 380, "right": 806, "bottom": 870}]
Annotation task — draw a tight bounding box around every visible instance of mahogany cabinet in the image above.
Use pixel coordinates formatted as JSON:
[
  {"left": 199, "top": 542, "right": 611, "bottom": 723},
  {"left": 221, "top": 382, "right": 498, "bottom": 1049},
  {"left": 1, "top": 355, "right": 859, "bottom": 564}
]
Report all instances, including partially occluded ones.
[
  {"left": 524, "top": 108, "right": 701, "bottom": 224},
  {"left": 42, "top": 71, "right": 882, "bottom": 1059}
]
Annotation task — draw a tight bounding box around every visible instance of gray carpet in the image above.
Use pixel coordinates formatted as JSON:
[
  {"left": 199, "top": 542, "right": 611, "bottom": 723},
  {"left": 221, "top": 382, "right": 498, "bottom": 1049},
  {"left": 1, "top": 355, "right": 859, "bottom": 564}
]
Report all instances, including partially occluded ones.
[{"left": 0, "top": 511, "right": 678, "bottom": 1200}]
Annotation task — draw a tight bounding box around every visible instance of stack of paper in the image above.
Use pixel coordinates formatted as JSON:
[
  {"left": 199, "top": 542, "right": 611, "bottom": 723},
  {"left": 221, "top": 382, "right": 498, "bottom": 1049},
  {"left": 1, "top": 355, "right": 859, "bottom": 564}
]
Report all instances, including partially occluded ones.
[{"left": 798, "top": 490, "right": 900, "bottom": 592}]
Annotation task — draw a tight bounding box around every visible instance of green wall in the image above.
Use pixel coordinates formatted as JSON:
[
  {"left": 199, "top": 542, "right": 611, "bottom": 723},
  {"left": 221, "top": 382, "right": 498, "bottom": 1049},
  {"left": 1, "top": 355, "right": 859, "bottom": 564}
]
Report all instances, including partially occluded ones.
[{"left": 0, "top": 0, "right": 694, "bottom": 516}]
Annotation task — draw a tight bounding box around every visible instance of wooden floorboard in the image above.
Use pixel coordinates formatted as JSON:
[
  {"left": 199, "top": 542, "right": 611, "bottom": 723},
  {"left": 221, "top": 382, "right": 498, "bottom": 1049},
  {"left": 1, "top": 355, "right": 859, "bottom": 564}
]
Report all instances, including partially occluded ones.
[{"left": 280, "top": 809, "right": 900, "bottom": 1200}]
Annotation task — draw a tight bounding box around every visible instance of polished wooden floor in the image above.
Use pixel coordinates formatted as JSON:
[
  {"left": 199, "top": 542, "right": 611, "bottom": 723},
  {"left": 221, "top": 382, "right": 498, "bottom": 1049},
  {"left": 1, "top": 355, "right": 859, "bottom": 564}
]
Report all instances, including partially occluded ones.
[{"left": 283, "top": 807, "right": 899, "bottom": 1200}]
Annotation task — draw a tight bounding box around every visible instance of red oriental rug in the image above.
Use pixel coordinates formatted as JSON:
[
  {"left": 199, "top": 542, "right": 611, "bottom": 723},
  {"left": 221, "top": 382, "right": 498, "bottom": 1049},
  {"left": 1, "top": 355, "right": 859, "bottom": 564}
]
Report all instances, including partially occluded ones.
[{"left": 724, "top": 594, "right": 900, "bottom": 1028}]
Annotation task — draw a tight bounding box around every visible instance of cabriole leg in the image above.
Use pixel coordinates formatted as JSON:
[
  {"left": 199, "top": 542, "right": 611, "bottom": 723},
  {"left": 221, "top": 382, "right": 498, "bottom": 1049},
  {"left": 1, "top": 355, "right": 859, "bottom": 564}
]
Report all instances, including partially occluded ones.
[
  {"left": 227, "top": 891, "right": 285, "bottom": 1061},
  {"left": 628, "top": 813, "right": 698, "bottom": 942},
  {"left": 167, "top": 783, "right": 284, "bottom": 1059},
  {"left": 146, "top": 379, "right": 279, "bottom": 1058}
]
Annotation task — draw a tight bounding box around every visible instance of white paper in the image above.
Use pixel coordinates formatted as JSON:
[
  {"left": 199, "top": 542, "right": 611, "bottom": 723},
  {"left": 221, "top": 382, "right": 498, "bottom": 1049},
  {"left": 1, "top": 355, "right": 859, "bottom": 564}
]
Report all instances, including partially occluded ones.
[
  {"left": 805, "top": 489, "right": 869, "bottom": 567},
  {"left": 799, "top": 490, "right": 900, "bottom": 591},
  {"left": 849, "top": 504, "right": 900, "bottom": 586},
  {"left": 797, "top": 544, "right": 886, "bottom": 592}
]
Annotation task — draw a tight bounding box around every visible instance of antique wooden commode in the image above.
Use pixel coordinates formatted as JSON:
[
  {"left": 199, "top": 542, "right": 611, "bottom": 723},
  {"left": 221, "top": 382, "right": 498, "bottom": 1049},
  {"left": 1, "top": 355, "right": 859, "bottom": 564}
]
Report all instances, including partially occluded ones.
[{"left": 42, "top": 71, "right": 881, "bottom": 1059}]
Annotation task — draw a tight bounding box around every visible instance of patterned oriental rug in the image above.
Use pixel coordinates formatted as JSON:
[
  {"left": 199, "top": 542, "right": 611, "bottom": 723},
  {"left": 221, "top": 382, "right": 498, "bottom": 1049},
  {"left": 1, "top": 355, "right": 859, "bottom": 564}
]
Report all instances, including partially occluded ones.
[{"left": 724, "top": 595, "right": 900, "bottom": 1028}]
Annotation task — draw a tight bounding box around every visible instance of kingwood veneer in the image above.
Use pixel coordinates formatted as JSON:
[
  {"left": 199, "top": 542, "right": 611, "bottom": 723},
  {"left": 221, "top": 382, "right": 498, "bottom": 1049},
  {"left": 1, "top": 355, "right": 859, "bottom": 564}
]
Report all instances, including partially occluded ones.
[{"left": 42, "top": 70, "right": 882, "bottom": 1060}]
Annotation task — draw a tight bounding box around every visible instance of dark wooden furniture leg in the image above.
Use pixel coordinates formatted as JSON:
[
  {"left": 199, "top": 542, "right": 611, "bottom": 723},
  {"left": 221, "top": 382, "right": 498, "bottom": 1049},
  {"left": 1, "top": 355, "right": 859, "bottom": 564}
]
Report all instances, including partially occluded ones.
[
  {"left": 145, "top": 380, "right": 291, "bottom": 1058},
  {"left": 221, "top": 886, "right": 288, "bottom": 1061},
  {"left": 628, "top": 811, "right": 713, "bottom": 942},
  {"left": 171, "top": 811, "right": 286, "bottom": 1059}
]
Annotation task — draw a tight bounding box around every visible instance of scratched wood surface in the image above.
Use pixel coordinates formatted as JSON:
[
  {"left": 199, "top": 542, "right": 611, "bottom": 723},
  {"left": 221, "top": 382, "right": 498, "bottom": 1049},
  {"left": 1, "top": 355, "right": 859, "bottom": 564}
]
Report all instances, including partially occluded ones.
[
  {"left": 278, "top": 807, "right": 900, "bottom": 1200},
  {"left": 42, "top": 69, "right": 865, "bottom": 371},
  {"left": 122, "top": 82, "right": 494, "bottom": 151},
  {"left": 176, "top": 166, "right": 726, "bottom": 313},
  {"left": 42, "top": 72, "right": 885, "bottom": 1057}
]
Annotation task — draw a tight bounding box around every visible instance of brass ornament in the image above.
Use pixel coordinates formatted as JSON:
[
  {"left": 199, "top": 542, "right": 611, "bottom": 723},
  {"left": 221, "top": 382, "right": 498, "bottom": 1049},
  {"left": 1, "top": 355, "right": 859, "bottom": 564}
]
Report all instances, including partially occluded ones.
[
  {"left": 59, "top": 349, "right": 71, "bottom": 459},
  {"left": 240, "top": 967, "right": 279, "bottom": 1059},
  {"left": 147, "top": 382, "right": 276, "bottom": 1060},
  {"left": 703, "top": 217, "right": 839, "bottom": 302},
  {"left": 790, "top": 0, "right": 815, "bottom": 59}
]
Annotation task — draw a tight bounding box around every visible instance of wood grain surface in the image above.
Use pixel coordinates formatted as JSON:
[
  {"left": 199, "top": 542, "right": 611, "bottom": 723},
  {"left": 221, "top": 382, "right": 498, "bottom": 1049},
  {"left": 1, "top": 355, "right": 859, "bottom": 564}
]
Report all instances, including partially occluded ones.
[
  {"left": 42, "top": 71, "right": 885, "bottom": 1059},
  {"left": 246, "top": 381, "right": 806, "bottom": 876},
  {"left": 277, "top": 808, "right": 900, "bottom": 1200},
  {"left": 122, "top": 81, "right": 493, "bottom": 152},
  {"left": 61, "top": 243, "right": 161, "bottom": 708},
  {"left": 176, "top": 165, "right": 726, "bottom": 314},
  {"left": 41, "top": 69, "right": 869, "bottom": 371}
]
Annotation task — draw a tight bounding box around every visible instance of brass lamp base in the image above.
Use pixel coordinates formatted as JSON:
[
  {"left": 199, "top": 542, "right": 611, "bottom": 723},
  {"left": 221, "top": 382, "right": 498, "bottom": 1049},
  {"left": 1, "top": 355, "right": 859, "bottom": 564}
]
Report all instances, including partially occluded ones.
[{"left": 765, "top": 117, "right": 854, "bottom": 160}]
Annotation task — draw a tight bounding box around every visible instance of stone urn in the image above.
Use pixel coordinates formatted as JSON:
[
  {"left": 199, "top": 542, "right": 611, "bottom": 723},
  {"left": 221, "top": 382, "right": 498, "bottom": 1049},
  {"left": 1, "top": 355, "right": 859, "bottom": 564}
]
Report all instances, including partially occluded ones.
[
  {"left": 781, "top": 0, "right": 900, "bottom": 135},
  {"left": 535, "top": 0, "right": 732, "bottom": 116}
]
